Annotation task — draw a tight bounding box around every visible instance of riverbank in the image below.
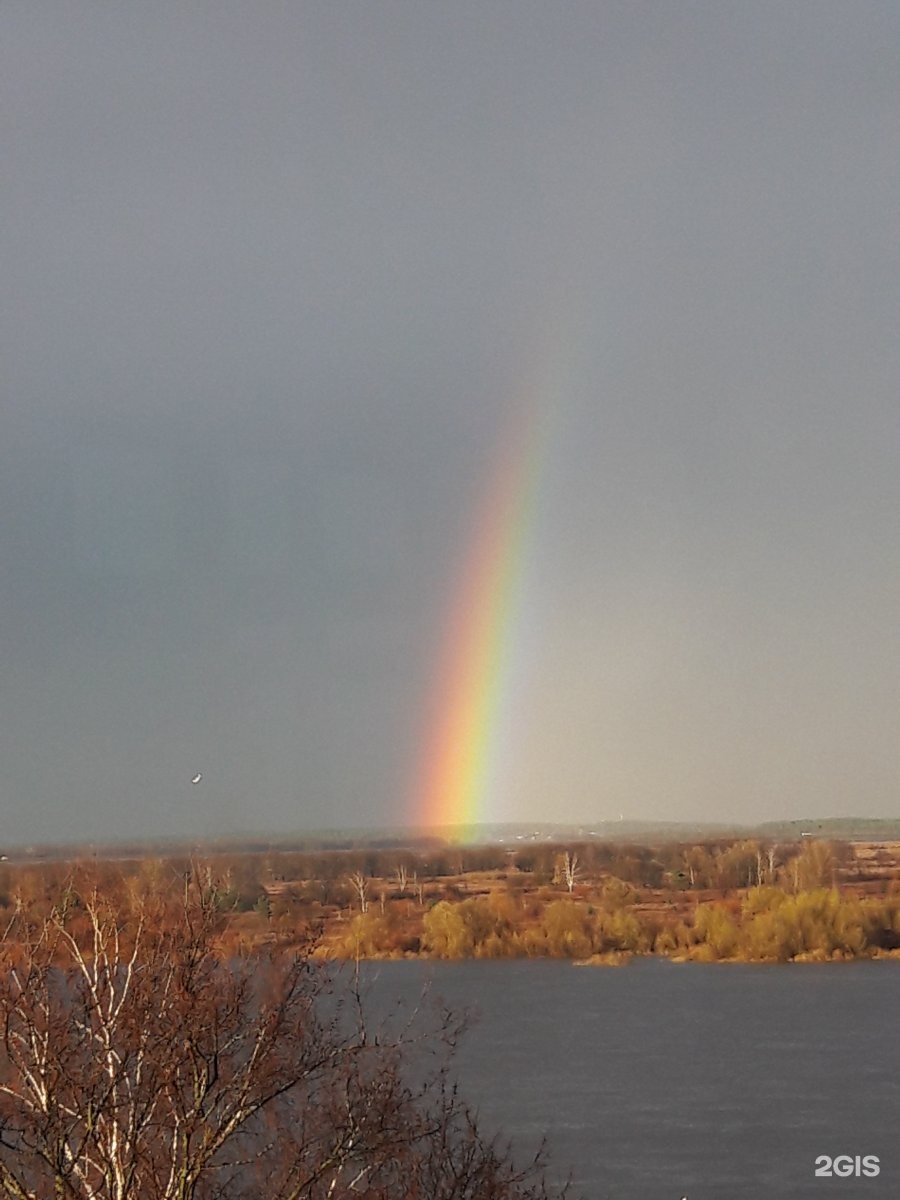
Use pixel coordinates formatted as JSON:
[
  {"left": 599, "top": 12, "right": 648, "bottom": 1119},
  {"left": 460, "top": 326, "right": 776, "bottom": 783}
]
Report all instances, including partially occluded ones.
[{"left": 3, "top": 837, "right": 899, "bottom": 965}]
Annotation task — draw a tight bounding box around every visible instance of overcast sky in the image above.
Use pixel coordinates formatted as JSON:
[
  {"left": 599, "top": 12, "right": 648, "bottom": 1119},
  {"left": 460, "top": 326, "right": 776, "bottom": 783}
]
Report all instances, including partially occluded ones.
[{"left": 3, "top": 3, "right": 900, "bottom": 844}]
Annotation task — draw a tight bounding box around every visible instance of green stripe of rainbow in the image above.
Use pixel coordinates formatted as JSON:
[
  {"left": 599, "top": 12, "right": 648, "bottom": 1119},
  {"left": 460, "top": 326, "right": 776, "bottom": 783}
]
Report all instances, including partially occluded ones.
[{"left": 411, "top": 393, "right": 552, "bottom": 835}]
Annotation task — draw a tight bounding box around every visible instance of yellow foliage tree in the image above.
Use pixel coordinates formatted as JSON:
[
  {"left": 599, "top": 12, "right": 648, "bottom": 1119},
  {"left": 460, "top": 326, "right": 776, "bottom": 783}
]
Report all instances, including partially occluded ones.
[
  {"left": 541, "top": 900, "right": 593, "bottom": 958},
  {"left": 692, "top": 904, "right": 739, "bottom": 959},
  {"left": 422, "top": 897, "right": 517, "bottom": 958}
]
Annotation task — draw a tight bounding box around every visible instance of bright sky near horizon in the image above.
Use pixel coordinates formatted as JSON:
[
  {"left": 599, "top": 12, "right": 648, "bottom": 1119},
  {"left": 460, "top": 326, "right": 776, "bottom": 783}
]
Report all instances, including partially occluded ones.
[{"left": 3, "top": 3, "right": 900, "bottom": 844}]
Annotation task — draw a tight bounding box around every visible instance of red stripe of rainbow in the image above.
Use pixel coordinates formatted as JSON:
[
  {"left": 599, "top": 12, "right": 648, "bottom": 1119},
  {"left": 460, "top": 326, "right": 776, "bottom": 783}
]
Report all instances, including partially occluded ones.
[{"left": 411, "top": 395, "right": 550, "bottom": 834}]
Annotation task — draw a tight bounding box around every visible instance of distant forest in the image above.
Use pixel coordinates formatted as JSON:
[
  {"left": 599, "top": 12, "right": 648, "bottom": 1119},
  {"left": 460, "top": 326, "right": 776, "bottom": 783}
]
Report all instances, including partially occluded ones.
[{"left": 3, "top": 833, "right": 899, "bottom": 965}]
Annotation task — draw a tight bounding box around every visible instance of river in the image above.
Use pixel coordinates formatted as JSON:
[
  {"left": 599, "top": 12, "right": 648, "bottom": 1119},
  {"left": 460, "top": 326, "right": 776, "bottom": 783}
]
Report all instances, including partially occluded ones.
[{"left": 361, "top": 958, "right": 900, "bottom": 1200}]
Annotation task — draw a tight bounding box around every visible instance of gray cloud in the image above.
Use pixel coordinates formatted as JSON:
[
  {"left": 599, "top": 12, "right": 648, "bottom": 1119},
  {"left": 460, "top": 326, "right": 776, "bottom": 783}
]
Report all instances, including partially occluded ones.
[{"left": 2, "top": 3, "right": 900, "bottom": 842}]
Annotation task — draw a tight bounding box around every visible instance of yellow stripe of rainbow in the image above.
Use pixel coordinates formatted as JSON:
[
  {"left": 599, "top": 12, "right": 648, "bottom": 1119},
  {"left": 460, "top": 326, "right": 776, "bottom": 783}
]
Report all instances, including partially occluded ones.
[{"left": 411, "top": 382, "right": 556, "bottom": 836}]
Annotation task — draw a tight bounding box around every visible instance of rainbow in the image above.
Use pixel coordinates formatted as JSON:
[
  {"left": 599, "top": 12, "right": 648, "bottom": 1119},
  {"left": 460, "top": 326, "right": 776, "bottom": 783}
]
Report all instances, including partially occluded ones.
[{"left": 411, "top": 384, "right": 555, "bottom": 836}]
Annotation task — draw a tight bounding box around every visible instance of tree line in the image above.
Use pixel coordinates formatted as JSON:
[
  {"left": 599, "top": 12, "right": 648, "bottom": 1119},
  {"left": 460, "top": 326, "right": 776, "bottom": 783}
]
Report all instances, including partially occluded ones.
[
  {"left": 0, "top": 839, "right": 895, "bottom": 966},
  {"left": 406, "top": 885, "right": 900, "bottom": 963}
]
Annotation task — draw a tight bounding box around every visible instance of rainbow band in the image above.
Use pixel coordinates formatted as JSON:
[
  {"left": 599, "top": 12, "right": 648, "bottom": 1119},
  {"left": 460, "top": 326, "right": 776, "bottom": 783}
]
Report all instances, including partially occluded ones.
[{"left": 412, "top": 395, "right": 551, "bottom": 835}]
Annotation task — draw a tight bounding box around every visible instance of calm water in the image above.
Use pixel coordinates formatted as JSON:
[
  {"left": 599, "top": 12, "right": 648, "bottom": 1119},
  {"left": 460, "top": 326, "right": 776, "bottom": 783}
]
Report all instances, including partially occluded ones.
[{"left": 362, "top": 958, "right": 900, "bottom": 1200}]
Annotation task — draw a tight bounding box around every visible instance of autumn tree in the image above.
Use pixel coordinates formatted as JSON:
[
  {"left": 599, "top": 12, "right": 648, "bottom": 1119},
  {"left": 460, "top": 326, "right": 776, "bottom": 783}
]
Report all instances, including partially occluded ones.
[
  {"left": 539, "top": 901, "right": 592, "bottom": 959},
  {"left": 712, "top": 840, "right": 761, "bottom": 890},
  {"left": 594, "top": 908, "right": 647, "bottom": 955},
  {"left": 0, "top": 869, "right": 567, "bottom": 1200},
  {"left": 791, "top": 839, "right": 837, "bottom": 890},
  {"left": 682, "top": 845, "right": 714, "bottom": 889},
  {"left": 692, "top": 903, "right": 740, "bottom": 959},
  {"left": 422, "top": 897, "right": 521, "bottom": 959},
  {"left": 597, "top": 877, "right": 638, "bottom": 911}
]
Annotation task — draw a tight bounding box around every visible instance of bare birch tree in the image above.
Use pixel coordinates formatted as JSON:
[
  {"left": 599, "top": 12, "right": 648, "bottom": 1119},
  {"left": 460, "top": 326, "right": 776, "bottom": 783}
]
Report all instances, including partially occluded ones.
[
  {"left": 561, "top": 852, "right": 580, "bottom": 895},
  {"left": 347, "top": 870, "right": 369, "bottom": 915},
  {"left": 394, "top": 863, "right": 409, "bottom": 896},
  {"left": 0, "top": 869, "right": 567, "bottom": 1200},
  {"left": 766, "top": 845, "right": 778, "bottom": 883}
]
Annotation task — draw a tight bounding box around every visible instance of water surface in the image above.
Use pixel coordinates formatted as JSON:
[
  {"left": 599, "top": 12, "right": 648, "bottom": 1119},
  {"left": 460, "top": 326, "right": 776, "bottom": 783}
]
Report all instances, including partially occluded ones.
[{"left": 362, "top": 958, "right": 900, "bottom": 1200}]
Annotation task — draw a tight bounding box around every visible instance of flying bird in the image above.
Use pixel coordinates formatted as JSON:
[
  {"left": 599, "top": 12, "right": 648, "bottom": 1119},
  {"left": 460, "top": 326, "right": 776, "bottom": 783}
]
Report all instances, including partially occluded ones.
[{"left": 191, "top": 773, "right": 203, "bottom": 785}]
